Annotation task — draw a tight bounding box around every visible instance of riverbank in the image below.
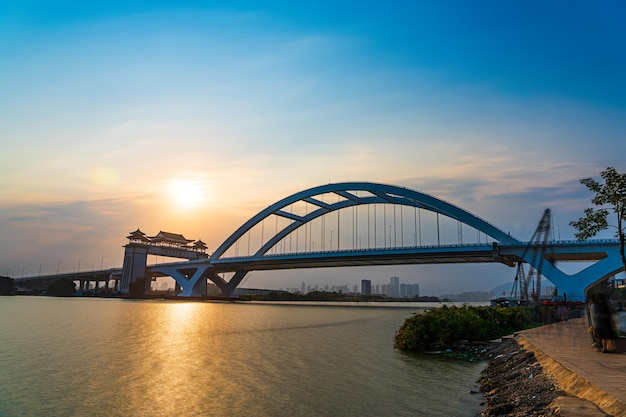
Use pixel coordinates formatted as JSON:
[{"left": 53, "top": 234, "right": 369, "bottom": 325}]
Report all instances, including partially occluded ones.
[
  {"left": 479, "top": 338, "right": 564, "bottom": 416},
  {"left": 478, "top": 320, "right": 623, "bottom": 417}
]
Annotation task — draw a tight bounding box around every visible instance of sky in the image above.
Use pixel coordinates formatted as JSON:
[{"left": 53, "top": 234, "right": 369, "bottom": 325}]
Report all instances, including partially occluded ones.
[{"left": 1, "top": 0, "right": 625, "bottom": 296}]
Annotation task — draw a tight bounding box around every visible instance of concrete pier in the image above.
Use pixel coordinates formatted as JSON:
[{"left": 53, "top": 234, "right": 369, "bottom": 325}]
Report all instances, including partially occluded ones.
[{"left": 517, "top": 317, "right": 626, "bottom": 417}]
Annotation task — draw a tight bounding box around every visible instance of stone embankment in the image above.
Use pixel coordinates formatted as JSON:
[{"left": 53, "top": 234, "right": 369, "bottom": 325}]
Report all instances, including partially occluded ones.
[
  {"left": 479, "top": 338, "right": 565, "bottom": 416},
  {"left": 478, "top": 332, "right": 616, "bottom": 417}
]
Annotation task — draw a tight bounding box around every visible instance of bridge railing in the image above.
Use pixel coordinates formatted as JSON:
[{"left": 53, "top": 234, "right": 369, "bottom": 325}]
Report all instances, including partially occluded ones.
[
  {"left": 213, "top": 242, "right": 498, "bottom": 261},
  {"left": 144, "top": 239, "right": 622, "bottom": 266}
]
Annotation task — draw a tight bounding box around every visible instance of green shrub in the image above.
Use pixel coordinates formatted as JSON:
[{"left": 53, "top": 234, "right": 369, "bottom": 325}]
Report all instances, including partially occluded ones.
[
  {"left": 48, "top": 278, "right": 76, "bottom": 296},
  {"left": 394, "top": 305, "right": 559, "bottom": 352}
]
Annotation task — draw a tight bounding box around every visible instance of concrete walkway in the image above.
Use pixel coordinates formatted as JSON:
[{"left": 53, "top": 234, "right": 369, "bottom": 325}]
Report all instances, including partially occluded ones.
[{"left": 516, "top": 317, "right": 626, "bottom": 417}]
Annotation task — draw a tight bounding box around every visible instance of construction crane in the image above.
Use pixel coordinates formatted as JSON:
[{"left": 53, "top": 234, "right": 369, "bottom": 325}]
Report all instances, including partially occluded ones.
[{"left": 509, "top": 209, "right": 553, "bottom": 305}]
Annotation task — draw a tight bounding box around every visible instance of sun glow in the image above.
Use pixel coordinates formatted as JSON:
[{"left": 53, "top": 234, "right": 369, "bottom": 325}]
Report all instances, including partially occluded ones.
[{"left": 165, "top": 175, "right": 212, "bottom": 211}]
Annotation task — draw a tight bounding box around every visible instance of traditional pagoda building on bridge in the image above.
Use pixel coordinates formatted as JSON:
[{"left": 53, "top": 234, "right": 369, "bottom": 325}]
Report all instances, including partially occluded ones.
[
  {"left": 121, "top": 229, "right": 209, "bottom": 296},
  {"left": 126, "top": 229, "right": 208, "bottom": 252}
]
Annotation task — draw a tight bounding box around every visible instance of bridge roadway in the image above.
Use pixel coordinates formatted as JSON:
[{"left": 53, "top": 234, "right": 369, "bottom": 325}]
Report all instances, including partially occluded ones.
[
  {"left": 15, "top": 239, "right": 621, "bottom": 296},
  {"left": 203, "top": 239, "right": 617, "bottom": 273},
  {"left": 151, "top": 239, "right": 621, "bottom": 299},
  {"left": 13, "top": 243, "right": 504, "bottom": 291},
  {"left": 13, "top": 243, "right": 503, "bottom": 293},
  {"left": 203, "top": 243, "right": 510, "bottom": 271},
  {"left": 15, "top": 269, "right": 123, "bottom": 292}
]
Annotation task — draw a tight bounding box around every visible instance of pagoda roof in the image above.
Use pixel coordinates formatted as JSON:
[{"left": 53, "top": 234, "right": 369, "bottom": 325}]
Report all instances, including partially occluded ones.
[
  {"left": 148, "top": 231, "right": 194, "bottom": 244},
  {"left": 193, "top": 239, "right": 208, "bottom": 250},
  {"left": 127, "top": 228, "right": 150, "bottom": 241}
]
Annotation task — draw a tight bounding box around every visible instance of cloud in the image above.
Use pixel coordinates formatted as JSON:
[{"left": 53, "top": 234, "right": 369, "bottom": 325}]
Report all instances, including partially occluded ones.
[
  {"left": 0, "top": 197, "right": 146, "bottom": 273},
  {"left": 2, "top": 2, "right": 625, "bottom": 294}
]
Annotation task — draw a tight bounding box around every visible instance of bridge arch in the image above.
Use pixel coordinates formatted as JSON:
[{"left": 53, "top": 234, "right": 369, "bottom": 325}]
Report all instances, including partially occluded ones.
[{"left": 212, "top": 182, "right": 521, "bottom": 261}]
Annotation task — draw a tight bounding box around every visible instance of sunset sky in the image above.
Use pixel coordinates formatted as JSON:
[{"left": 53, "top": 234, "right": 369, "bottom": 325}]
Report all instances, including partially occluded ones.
[{"left": 1, "top": 1, "right": 625, "bottom": 295}]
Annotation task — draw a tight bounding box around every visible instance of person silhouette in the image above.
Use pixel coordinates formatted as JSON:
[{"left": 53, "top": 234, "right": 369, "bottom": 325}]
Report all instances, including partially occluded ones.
[{"left": 590, "top": 293, "right": 617, "bottom": 353}]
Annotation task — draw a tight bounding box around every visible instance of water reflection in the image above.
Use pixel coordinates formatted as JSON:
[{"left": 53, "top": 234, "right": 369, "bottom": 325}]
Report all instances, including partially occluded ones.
[
  {"left": 116, "top": 302, "right": 211, "bottom": 416},
  {"left": 0, "top": 298, "right": 485, "bottom": 417}
]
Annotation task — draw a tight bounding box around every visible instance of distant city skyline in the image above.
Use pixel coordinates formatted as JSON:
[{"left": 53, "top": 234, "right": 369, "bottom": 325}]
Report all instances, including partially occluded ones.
[{"left": 255, "top": 275, "right": 423, "bottom": 298}]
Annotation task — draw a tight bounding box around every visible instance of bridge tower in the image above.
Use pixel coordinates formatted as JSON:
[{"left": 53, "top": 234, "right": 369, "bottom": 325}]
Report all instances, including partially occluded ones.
[
  {"left": 120, "top": 229, "right": 209, "bottom": 297},
  {"left": 120, "top": 229, "right": 151, "bottom": 297}
]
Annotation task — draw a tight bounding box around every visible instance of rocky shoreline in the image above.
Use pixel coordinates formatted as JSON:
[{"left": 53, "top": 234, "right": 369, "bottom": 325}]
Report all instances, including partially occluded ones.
[{"left": 478, "top": 338, "right": 565, "bottom": 416}]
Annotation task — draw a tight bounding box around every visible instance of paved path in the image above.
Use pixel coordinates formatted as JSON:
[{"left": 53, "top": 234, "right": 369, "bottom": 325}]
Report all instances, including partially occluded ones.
[{"left": 517, "top": 317, "right": 626, "bottom": 417}]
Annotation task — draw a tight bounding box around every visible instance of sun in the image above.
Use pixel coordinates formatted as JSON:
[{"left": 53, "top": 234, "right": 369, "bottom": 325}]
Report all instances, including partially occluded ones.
[{"left": 165, "top": 175, "right": 211, "bottom": 211}]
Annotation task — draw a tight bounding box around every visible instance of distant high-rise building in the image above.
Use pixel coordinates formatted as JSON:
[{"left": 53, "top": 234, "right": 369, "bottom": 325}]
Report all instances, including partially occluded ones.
[
  {"left": 399, "top": 283, "right": 420, "bottom": 298},
  {"left": 381, "top": 283, "right": 390, "bottom": 297},
  {"left": 390, "top": 276, "right": 400, "bottom": 298},
  {"left": 406, "top": 283, "right": 420, "bottom": 298},
  {"left": 361, "top": 279, "right": 372, "bottom": 296},
  {"left": 301, "top": 281, "right": 306, "bottom": 294}
]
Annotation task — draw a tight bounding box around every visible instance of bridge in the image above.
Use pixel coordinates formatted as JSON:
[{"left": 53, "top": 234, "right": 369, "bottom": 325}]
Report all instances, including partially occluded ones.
[{"left": 16, "top": 182, "right": 625, "bottom": 302}]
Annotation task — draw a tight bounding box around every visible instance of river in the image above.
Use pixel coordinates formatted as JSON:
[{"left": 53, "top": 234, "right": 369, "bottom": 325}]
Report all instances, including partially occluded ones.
[{"left": 0, "top": 297, "right": 485, "bottom": 416}]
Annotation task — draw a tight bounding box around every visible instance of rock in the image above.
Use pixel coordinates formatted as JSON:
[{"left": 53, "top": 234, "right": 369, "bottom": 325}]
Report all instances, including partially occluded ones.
[{"left": 479, "top": 338, "right": 564, "bottom": 416}]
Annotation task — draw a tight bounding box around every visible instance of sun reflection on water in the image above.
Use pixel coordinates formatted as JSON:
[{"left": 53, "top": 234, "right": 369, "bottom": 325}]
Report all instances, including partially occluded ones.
[{"left": 118, "top": 302, "right": 214, "bottom": 416}]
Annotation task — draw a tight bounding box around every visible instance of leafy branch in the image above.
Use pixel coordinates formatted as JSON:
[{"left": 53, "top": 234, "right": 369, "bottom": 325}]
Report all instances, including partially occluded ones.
[{"left": 569, "top": 166, "right": 626, "bottom": 275}]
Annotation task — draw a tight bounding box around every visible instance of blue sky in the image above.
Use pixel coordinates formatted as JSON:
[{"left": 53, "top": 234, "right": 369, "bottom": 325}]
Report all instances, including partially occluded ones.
[{"left": 1, "top": 1, "right": 625, "bottom": 295}]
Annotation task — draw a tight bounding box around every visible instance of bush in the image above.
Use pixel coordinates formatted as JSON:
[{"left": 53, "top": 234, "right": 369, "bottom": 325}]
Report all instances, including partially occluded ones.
[
  {"left": 48, "top": 278, "right": 76, "bottom": 296},
  {"left": 394, "top": 305, "right": 559, "bottom": 352},
  {"left": 0, "top": 276, "right": 15, "bottom": 295}
]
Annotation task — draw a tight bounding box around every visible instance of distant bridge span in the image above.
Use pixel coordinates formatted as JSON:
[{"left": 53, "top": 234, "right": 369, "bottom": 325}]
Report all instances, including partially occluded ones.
[{"left": 17, "top": 182, "right": 625, "bottom": 302}]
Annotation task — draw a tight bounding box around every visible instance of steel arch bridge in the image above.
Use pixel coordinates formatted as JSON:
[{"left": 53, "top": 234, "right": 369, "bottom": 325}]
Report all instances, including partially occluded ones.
[
  {"left": 147, "top": 182, "right": 623, "bottom": 302},
  {"left": 212, "top": 182, "right": 521, "bottom": 257}
]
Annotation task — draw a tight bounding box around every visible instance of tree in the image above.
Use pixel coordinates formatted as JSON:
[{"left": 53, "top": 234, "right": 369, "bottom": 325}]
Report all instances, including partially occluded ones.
[
  {"left": 48, "top": 278, "right": 76, "bottom": 296},
  {"left": 569, "top": 166, "right": 626, "bottom": 276},
  {"left": 0, "top": 276, "right": 15, "bottom": 295}
]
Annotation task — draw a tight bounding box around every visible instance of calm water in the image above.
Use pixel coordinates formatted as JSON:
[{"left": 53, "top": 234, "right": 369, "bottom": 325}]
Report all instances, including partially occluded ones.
[{"left": 0, "top": 297, "right": 485, "bottom": 417}]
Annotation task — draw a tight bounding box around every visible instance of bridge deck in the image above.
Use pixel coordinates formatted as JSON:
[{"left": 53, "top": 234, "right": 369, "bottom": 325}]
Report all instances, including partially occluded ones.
[{"left": 209, "top": 247, "right": 512, "bottom": 271}]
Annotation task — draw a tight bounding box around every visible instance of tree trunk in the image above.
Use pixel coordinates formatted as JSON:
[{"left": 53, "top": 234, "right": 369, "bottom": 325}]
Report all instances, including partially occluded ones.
[
  {"left": 618, "top": 229, "right": 626, "bottom": 272},
  {"left": 617, "top": 210, "right": 626, "bottom": 273}
]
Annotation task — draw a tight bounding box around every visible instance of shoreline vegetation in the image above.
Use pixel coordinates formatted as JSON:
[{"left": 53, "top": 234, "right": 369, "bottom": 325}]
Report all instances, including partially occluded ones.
[
  {"left": 1, "top": 276, "right": 444, "bottom": 301},
  {"left": 393, "top": 304, "right": 584, "bottom": 417},
  {"left": 242, "top": 290, "right": 441, "bottom": 302},
  {"left": 393, "top": 304, "right": 568, "bottom": 354}
]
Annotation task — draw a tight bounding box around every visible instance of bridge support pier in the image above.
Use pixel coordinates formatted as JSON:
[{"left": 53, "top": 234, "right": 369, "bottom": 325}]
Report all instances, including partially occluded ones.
[
  {"left": 500, "top": 241, "right": 626, "bottom": 303},
  {"left": 191, "top": 276, "right": 207, "bottom": 297},
  {"left": 205, "top": 272, "right": 243, "bottom": 299},
  {"left": 152, "top": 264, "right": 212, "bottom": 297},
  {"left": 120, "top": 244, "right": 149, "bottom": 296},
  {"left": 521, "top": 246, "right": 625, "bottom": 303},
  {"left": 224, "top": 270, "right": 248, "bottom": 298}
]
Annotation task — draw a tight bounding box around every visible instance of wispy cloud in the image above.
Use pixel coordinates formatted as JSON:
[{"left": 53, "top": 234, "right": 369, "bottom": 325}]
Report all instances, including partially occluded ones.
[{"left": 1, "top": 2, "right": 625, "bottom": 294}]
